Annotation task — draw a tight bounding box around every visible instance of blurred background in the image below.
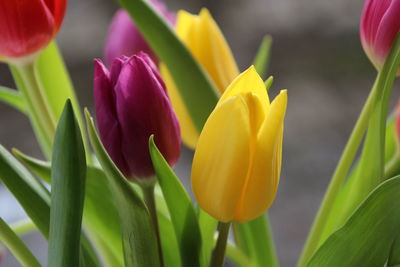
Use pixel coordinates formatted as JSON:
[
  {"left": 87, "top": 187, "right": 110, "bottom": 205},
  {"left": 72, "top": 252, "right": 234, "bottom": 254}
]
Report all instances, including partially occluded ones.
[{"left": 0, "top": 0, "right": 399, "bottom": 266}]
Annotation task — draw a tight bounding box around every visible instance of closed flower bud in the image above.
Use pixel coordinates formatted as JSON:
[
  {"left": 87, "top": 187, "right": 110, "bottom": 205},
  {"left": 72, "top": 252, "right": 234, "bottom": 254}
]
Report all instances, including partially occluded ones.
[
  {"left": 0, "top": 0, "right": 67, "bottom": 61},
  {"left": 160, "top": 8, "right": 239, "bottom": 149},
  {"left": 104, "top": 0, "right": 175, "bottom": 66},
  {"left": 360, "top": 0, "right": 400, "bottom": 74},
  {"left": 192, "top": 66, "right": 287, "bottom": 223},
  {"left": 94, "top": 52, "right": 181, "bottom": 180}
]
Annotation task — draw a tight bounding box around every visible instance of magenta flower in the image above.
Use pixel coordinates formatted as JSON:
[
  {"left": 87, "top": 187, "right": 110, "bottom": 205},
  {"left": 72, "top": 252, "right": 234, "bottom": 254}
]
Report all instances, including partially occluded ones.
[
  {"left": 360, "top": 0, "right": 400, "bottom": 73},
  {"left": 94, "top": 52, "right": 181, "bottom": 180},
  {"left": 104, "top": 0, "right": 175, "bottom": 66}
]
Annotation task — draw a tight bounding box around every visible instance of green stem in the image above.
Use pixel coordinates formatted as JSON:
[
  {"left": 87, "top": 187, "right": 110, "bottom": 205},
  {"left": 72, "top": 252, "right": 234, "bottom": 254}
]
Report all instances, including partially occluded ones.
[
  {"left": 298, "top": 80, "right": 378, "bottom": 266},
  {"left": 299, "top": 33, "right": 400, "bottom": 266},
  {"left": 210, "top": 222, "right": 231, "bottom": 267},
  {"left": 142, "top": 184, "right": 164, "bottom": 267},
  {"left": 263, "top": 215, "right": 278, "bottom": 266},
  {"left": 11, "top": 63, "right": 56, "bottom": 157},
  {"left": 0, "top": 218, "right": 41, "bottom": 267}
]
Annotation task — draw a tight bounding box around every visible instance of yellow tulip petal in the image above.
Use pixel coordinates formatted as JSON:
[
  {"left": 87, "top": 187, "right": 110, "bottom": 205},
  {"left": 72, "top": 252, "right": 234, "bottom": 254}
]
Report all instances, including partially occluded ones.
[
  {"left": 176, "top": 10, "right": 196, "bottom": 40},
  {"left": 241, "top": 92, "right": 266, "bottom": 138},
  {"left": 175, "top": 9, "right": 239, "bottom": 94},
  {"left": 160, "top": 64, "right": 199, "bottom": 149},
  {"left": 192, "top": 95, "right": 251, "bottom": 222},
  {"left": 220, "top": 66, "right": 269, "bottom": 111},
  {"left": 196, "top": 8, "right": 239, "bottom": 93},
  {"left": 234, "top": 90, "right": 287, "bottom": 222},
  {"left": 164, "top": 9, "right": 241, "bottom": 149}
]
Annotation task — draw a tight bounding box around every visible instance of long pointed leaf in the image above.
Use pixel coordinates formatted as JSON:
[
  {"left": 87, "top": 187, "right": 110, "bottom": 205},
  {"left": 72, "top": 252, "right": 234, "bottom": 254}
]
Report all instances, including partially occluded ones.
[
  {"left": 0, "top": 145, "right": 99, "bottom": 267},
  {"left": 0, "top": 218, "right": 41, "bottom": 267},
  {"left": 13, "top": 150, "right": 124, "bottom": 266},
  {"left": 252, "top": 35, "right": 272, "bottom": 79},
  {"left": 234, "top": 215, "right": 278, "bottom": 267},
  {"left": 308, "top": 176, "right": 400, "bottom": 267},
  {"left": 198, "top": 209, "right": 217, "bottom": 267},
  {"left": 149, "top": 136, "right": 202, "bottom": 267},
  {"left": 85, "top": 109, "right": 160, "bottom": 267},
  {"left": 117, "top": 0, "right": 219, "bottom": 132},
  {"left": 48, "top": 100, "right": 87, "bottom": 267},
  {"left": 0, "top": 86, "right": 26, "bottom": 113},
  {"left": 0, "top": 145, "right": 50, "bottom": 235},
  {"left": 36, "top": 42, "right": 91, "bottom": 162}
]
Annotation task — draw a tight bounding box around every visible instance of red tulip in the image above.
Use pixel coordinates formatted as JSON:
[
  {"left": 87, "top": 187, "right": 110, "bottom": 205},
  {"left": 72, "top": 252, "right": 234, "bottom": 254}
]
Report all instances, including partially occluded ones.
[{"left": 0, "top": 0, "right": 67, "bottom": 59}]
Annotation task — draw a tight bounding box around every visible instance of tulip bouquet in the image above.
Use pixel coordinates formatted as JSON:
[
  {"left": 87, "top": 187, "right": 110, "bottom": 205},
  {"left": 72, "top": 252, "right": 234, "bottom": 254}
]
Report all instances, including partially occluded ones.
[{"left": 0, "top": 0, "right": 400, "bottom": 266}]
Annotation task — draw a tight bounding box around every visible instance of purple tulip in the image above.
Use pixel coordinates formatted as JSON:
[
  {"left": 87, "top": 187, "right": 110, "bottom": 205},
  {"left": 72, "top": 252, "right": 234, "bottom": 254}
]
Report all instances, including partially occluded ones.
[
  {"left": 94, "top": 52, "right": 181, "bottom": 179},
  {"left": 104, "top": 0, "right": 176, "bottom": 66},
  {"left": 360, "top": 0, "right": 400, "bottom": 73}
]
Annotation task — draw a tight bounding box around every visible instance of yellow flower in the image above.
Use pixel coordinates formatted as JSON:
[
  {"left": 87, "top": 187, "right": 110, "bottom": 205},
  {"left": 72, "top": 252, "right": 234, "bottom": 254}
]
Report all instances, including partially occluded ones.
[
  {"left": 191, "top": 66, "right": 287, "bottom": 223},
  {"left": 160, "top": 8, "right": 239, "bottom": 149}
]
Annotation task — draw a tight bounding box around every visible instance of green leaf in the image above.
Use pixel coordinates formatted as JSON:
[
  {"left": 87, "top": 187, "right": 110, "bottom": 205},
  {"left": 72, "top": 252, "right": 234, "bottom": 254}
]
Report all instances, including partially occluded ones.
[
  {"left": 83, "top": 167, "right": 124, "bottom": 267},
  {"left": 0, "top": 145, "right": 50, "bottom": 235},
  {"left": 307, "top": 176, "right": 400, "bottom": 267},
  {"left": 149, "top": 135, "right": 202, "bottom": 267},
  {"left": 0, "top": 218, "right": 41, "bottom": 267},
  {"left": 385, "top": 113, "right": 396, "bottom": 161},
  {"left": 117, "top": 0, "right": 219, "bottom": 132},
  {"left": 36, "top": 42, "right": 91, "bottom": 162},
  {"left": 299, "top": 34, "right": 400, "bottom": 265},
  {"left": 264, "top": 76, "right": 274, "bottom": 92},
  {"left": 85, "top": 109, "right": 160, "bottom": 267},
  {"left": 13, "top": 149, "right": 51, "bottom": 183},
  {"left": 225, "top": 242, "right": 252, "bottom": 267},
  {"left": 48, "top": 100, "right": 87, "bottom": 267},
  {"left": 252, "top": 35, "right": 272, "bottom": 79},
  {"left": 35, "top": 43, "right": 79, "bottom": 121},
  {"left": 198, "top": 209, "right": 217, "bottom": 267},
  {"left": 326, "top": 33, "right": 400, "bottom": 239},
  {"left": 234, "top": 215, "right": 278, "bottom": 267},
  {"left": 158, "top": 209, "right": 182, "bottom": 267},
  {"left": 389, "top": 234, "right": 400, "bottom": 266},
  {"left": 9, "top": 66, "right": 53, "bottom": 158},
  {"left": 12, "top": 150, "right": 124, "bottom": 266},
  {"left": 0, "top": 145, "right": 99, "bottom": 267},
  {"left": 10, "top": 219, "right": 36, "bottom": 237},
  {"left": 0, "top": 86, "right": 27, "bottom": 113}
]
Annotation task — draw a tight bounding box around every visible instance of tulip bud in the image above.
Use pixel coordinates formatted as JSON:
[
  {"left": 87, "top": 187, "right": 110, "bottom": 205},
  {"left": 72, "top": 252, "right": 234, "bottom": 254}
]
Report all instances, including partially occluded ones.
[
  {"left": 104, "top": 0, "right": 175, "bottom": 66},
  {"left": 0, "top": 0, "right": 67, "bottom": 62},
  {"left": 94, "top": 52, "right": 181, "bottom": 180},
  {"left": 160, "top": 8, "right": 240, "bottom": 149},
  {"left": 360, "top": 0, "right": 400, "bottom": 74},
  {"left": 192, "top": 66, "right": 287, "bottom": 223}
]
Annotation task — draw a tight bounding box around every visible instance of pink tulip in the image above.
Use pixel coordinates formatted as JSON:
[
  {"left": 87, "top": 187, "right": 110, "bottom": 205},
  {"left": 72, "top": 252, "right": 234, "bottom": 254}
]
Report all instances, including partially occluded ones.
[
  {"left": 360, "top": 0, "right": 400, "bottom": 73},
  {"left": 104, "top": 0, "right": 175, "bottom": 66}
]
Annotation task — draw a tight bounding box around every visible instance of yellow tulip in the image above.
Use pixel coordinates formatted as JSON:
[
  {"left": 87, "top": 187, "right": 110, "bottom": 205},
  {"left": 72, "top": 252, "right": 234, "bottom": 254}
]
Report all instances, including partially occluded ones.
[
  {"left": 160, "top": 8, "right": 239, "bottom": 149},
  {"left": 191, "top": 66, "right": 287, "bottom": 223}
]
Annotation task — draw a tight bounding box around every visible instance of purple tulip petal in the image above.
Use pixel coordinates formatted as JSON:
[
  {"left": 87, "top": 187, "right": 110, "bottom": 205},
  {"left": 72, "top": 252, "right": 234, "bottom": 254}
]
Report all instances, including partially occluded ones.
[
  {"left": 94, "top": 53, "right": 181, "bottom": 179},
  {"left": 94, "top": 59, "right": 131, "bottom": 176},
  {"left": 115, "top": 55, "right": 181, "bottom": 178}
]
